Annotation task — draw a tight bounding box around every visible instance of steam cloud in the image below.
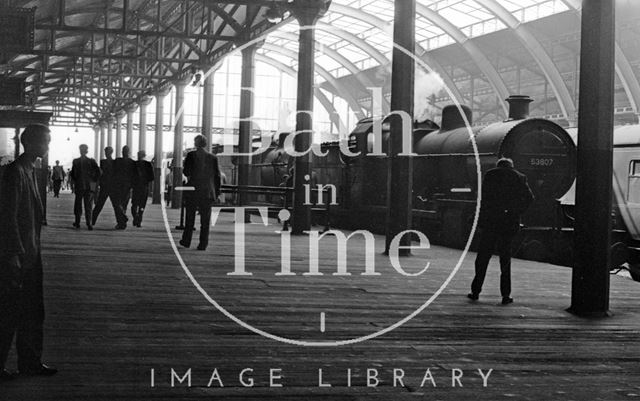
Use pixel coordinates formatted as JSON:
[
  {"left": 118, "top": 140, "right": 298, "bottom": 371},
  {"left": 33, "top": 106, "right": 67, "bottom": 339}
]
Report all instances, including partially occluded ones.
[{"left": 414, "top": 69, "right": 445, "bottom": 123}]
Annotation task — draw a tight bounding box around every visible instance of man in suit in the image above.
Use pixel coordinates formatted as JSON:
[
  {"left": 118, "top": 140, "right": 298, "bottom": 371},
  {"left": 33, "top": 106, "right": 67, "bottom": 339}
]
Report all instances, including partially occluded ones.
[
  {"left": 179, "top": 135, "right": 221, "bottom": 251},
  {"left": 113, "top": 146, "right": 136, "bottom": 229},
  {"left": 70, "top": 144, "right": 101, "bottom": 230},
  {"left": 468, "top": 157, "right": 534, "bottom": 305},
  {"left": 91, "top": 146, "right": 117, "bottom": 226},
  {"left": 51, "top": 160, "right": 65, "bottom": 198},
  {"left": 0, "top": 124, "right": 57, "bottom": 380},
  {"left": 131, "top": 150, "right": 154, "bottom": 227}
]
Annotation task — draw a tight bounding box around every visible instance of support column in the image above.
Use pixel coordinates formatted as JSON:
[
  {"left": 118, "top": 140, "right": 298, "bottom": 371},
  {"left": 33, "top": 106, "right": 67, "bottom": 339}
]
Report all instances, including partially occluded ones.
[
  {"left": 93, "top": 125, "right": 100, "bottom": 160},
  {"left": 152, "top": 87, "right": 172, "bottom": 204},
  {"left": 384, "top": 0, "right": 416, "bottom": 254},
  {"left": 115, "top": 111, "right": 125, "bottom": 156},
  {"left": 289, "top": 0, "right": 331, "bottom": 235},
  {"left": 139, "top": 96, "right": 152, "bottom": 153},
  {"left": 238, "top": 41, "right": 262, "bottom": 208},
  {"left": 172, "top": 77, "right": 190, "bottom": 209},
  {"left": 201, "top": 69, "right": 215, "bottom": 150},
  {"left": 569, "top": 0, "right": 615, "bottom": 316},
  {"left": 99, "top": 121, "right": 107, "bottom": 156},
  {"left": 14, "top": 127, "right": 20, "bottom": 160},
  {"left": 125, "top": 104, "right": 137, "bottom": 153},
  {"left": 107, "top": 116, "right": 115, "bottom": 152}
]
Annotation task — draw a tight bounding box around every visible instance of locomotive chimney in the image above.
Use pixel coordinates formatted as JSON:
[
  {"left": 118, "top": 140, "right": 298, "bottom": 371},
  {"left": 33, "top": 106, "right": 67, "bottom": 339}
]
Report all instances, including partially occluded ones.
[
  {"left": 440, "top": 104, "right": 472, "bottom": 131},
  {"left": 506, "top": 95, "right": 533, "bottom": 120},
  {"left": 278, "top": 132, "right": 289, "bottom": 148}
]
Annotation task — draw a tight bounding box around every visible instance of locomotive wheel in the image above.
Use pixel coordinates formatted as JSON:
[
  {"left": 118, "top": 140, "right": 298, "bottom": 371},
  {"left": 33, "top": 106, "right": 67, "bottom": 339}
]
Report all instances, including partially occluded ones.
[{"left": 630, "top": 264, "right": 640, "bottom": 282}]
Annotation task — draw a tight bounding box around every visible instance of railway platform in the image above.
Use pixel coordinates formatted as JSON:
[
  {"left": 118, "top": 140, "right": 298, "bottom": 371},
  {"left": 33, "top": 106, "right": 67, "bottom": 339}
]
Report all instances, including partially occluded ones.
[{"left": 1, "top": 192, "right": 639, "bottom": 400}]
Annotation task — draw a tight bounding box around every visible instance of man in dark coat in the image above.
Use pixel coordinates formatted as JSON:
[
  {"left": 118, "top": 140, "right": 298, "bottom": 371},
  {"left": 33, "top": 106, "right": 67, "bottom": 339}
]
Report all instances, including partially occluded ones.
[
  {"left": 91, "top": 146, "right": 117, "bottom": 226},
  {"left": 113, "top": 145, "right": 136, "bottom": 229},
  {"left": 70, "top": 144, "right": 101, "bottom": 230},
  {"left": 469, "top": 157, "right": 534, "bottom": 305},
  {"left": 51, "top": 160, "right": 65, "bottom": 198},
  {"left": 179, "top": 135, "right": 221, "bottom": 251},
  {"left": 131, "top": 150, "right": 154, "bottom": 227},
  {"left": 0, "top": 124, "right": 57, "bottom": 380}
]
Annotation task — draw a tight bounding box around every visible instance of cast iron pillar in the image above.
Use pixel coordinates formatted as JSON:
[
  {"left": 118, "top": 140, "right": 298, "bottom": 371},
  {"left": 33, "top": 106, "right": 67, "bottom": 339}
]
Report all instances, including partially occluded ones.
[
  {"left": 201, "top": 68, "right": 215, "bottom": 150},
  {"left": 107, "top": 116, "right": 115, "bottom": 152},
  {"left": 238, "top": 41, "right": 262, "bottom": 207},
  {"left": 138, "top": 96, "right": 152, "bottom": 153},
  {"left": 115, "top": 111, "right": 125, "bottom": 157},
  {"left": 99, "top": 121, "right": 107, "bottom": 157},
  {"left": 153, "top": 87, "right": 171, "bottom": 204},
  {"left": 569, "top": 0, "right": 615, "bottom": 316},
  {"left": 13, "top": 128, "right": 20, "bottom": 160},
  {"left": 384, "top": 0, "right": 416, "bottom": 255},
  {"left": 289, "top": 0, "right": 331, "bottom": 235},
  {"left": 172, "top": 77, "right": 190, "bottom": 209},
  {"left": 125, "top": 104, "right": 137, "bottom": 153},
  {"left": 93, "top": 125, "right": 100, "bottom": 160}
]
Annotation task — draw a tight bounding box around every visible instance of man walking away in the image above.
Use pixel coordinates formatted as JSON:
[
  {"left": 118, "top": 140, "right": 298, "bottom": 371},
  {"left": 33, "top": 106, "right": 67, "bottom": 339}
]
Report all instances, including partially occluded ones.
[
  {"left": 91, "top": 146, "right": 117, "bottom": 226},
  {"left": 112, "top": 145, "right": 136, "bottom": 229},
  {"left": 51, "top": 161, "right": 65, "bottom": 198},
  {"left": 131, "top": 150, "right": 154, "bottom": 227},
  {"left": 0, "top": 124, "right": 57, "bottom": 380},
  {"left": 179, "top": 135, "right": 221, "bottom": 251},
  {"left": 70, "top": 144, "right": 101, "bottom": 230},
  {"left": 468, "top": 157, "right": 534, "bottom": 305}
]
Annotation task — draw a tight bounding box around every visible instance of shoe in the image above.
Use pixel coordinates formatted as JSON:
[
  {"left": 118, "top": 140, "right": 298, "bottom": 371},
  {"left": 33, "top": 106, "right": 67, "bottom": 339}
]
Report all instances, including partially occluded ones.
[
  {"left": 502, "top": 297, "right": 514, "bottom": 305},
  {"left": 19, "top": 363, "right": 58, "bottom": 376},
  {"left": 197, "top": 244, "right": 207, "bottom": 251},
  {"left": 467, "top": 293, "right": 479, "bottom": 301},
  {"left": 87, "top": 225, "right": 93, "bottom": 231},
  {"left": 72, "top": 222, "right": 80, "bottom": 229},
  {"left": 179, "top": 239, "right": 190, "bottom": 248},
  {"left": 0, "top": 368, "right": 17, "bottom": 381},
  {"left": 115, "top": 224, "right": 126, "bottom": 230}
]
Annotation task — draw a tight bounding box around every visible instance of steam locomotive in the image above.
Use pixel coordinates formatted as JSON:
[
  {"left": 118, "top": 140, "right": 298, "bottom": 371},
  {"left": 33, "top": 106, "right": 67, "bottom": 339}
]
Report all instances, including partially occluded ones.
[{"left": 222, "top": 95, "right": 640, "bottom": 280}]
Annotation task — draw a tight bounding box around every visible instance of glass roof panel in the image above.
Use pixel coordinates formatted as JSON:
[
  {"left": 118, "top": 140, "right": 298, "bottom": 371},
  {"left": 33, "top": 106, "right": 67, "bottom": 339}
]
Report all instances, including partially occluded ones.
[{"left": 261, "top": 0, "right": 569, "bottom": 86}]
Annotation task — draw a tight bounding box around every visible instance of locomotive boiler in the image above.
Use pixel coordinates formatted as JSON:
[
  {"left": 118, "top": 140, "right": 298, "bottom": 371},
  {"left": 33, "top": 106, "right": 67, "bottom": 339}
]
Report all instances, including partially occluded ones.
[{"left": 341, "top": 95, "right": 576, "bottom": 253}]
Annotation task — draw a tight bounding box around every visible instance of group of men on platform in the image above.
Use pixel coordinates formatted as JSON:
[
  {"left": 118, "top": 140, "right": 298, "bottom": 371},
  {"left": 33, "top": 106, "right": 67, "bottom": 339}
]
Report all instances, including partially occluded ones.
[{"left": 70, "top": 144, "right": 154, "bottom": 230}]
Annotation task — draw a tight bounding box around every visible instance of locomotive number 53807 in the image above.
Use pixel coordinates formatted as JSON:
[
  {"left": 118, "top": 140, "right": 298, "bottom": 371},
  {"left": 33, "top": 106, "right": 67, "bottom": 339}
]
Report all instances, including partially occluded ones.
[{"left": 530, "top": 158, "right": 554, "bottom": 167}]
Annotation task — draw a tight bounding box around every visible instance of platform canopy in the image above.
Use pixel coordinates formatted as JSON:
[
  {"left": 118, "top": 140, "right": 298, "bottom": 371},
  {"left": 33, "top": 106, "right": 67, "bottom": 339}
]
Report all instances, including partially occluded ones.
[{"left": 1, "top": 0, "right": 639, "bottom": 127}]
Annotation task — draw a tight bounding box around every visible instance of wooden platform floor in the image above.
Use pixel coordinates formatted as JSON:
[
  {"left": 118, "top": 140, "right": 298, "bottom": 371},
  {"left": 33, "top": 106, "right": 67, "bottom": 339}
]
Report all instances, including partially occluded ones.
[{"left": 1, "top": 192, "right": 639, "bottom": 400}]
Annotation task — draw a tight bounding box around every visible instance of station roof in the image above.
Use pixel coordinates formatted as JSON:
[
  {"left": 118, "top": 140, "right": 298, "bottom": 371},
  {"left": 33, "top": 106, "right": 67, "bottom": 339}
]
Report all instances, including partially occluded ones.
[{"left": 1, "top": 0, "right": 640, "bottom": 127}]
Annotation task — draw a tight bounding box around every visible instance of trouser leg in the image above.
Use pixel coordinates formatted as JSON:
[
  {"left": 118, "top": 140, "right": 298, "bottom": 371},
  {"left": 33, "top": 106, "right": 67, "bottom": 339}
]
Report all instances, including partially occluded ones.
[
  {"left": 53, "top": 181, "right": 61, "bottom": 197},
  {"left": 471, "top": 230, "right": 496, "bottom": 296},
  {"left": 498, "top": 233, "right": 513, "bottom": 298},
  {"left": 92, "top": 188, "right": 109, "bottom": 224},
  {"left": 83, "top": 192, "right": 93, "bottom": 226},
  {"left": 181, "top": 202, "right": 196, "bottom": 246},
  {"left": 136, "top": 188, "right": 149, "bottom": 225},
  {"left": 199, "top": 201, "right": 212, "bottom": 248},
  {"left": 16, "top": 267, "right": 44, "bottom": 370},
  {"left": 109, "top": 193, "right": 119, "bottom": 220},
  {"left": 113, "top": 188, "right": 127, "bottom": 227},
  {"left": 0, "top": 286, "right": 20, "bottom": 369},
  {"left": 73, "top": 192, "right": 83, "bottom": 224},
  {"left": 122, "top": 189, "right": 131, "bottom": 216}
]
